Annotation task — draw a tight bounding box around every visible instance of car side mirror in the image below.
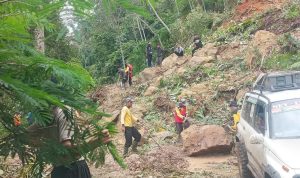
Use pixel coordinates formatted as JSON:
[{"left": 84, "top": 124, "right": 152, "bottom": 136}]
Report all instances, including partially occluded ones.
[{"left": 250, "top": 134, "right": 264, "bottom": 144}]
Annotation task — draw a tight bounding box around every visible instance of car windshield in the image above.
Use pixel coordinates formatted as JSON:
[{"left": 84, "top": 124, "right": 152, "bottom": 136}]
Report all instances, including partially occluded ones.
[{"left": 271, "top": 98, "right": 300, "bottom": 139}]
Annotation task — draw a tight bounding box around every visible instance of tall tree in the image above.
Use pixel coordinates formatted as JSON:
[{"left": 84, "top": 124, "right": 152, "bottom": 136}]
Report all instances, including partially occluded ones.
[{"left": 0, "top": 0, "right": 125, "bottom": 177}]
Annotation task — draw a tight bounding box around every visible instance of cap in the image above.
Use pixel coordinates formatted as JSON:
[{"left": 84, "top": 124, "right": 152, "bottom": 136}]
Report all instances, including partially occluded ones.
[
  {"left": 180, "top": 98, "right": 186, "bottom": 103},
  {"left": 229, "top": 100, "right": 238, "bottom": 107},
  {"left": 125, "top": 97, "right": 134, "bottom": 103},
  {"left": 178, "top": 102, "right": 185, "bottom": 108}
]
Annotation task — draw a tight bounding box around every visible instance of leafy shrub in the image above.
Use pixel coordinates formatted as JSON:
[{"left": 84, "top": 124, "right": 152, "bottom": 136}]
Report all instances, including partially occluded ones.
[
  {"left": 278, "top": 33, "right": 300, "bottom": 53},
  {"left": 265, "top": 52, "right": 300, "bottom": 70}
]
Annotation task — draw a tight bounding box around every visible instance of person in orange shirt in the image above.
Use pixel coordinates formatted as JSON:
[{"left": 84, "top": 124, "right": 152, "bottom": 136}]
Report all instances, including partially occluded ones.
[
  {"left": 125, "top": 63, "right": 133, "bottom": 86},
  {"left": 174, "top": 101, "right": 188, "bottom": 142},
  {"left": 13, "top": 112, "right": 21, "bottom": 127}
]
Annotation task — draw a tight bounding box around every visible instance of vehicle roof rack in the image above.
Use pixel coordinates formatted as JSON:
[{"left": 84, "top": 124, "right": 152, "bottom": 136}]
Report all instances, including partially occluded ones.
[{"left": 253, "top": 71, "right": 300, "bottom": 92}]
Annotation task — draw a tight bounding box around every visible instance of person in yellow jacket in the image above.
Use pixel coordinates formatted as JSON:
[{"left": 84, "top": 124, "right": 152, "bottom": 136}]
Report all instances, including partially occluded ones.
[
  {"left": 121, "top": 97, "right": 141, "bottom": 156},
  {"left": 229, "top": 100, "right": 240, "bottom": 130}
]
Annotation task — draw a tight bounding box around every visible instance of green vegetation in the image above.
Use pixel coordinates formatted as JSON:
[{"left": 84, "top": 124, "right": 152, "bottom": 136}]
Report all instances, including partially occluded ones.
[
  {"left": 210, "top": 17, "right": 259, "bottom": 43},
  {"left": 78, "top": 0, "right": 240, "bottom": 84},
  {"left": 283, "top": 0, "right": 300, "bottom": 20},
  {"left": 265, "top": 52, "right": 300, "bottom": 70},
  {"left": 0, "top": 0, "right": 125, "bottom": 177}
]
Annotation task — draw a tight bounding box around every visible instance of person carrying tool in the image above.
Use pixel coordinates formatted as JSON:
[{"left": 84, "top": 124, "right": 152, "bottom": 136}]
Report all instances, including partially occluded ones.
[
  {"left": 125, "top": 63, "right": 133, "bottom": 86},
  {"left": 174, "top": 100, "right": 188, "bottom": 142},
  {"left": 121, "top": 97, "right": 141, "bottom": 157}
]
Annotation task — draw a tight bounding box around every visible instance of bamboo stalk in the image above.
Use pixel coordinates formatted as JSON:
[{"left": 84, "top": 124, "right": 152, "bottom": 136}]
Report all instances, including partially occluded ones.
[
  {"left": 136, "top": 17, "right": 144, "bottom": 41},
  {"left": 140, "top": 19, "right": 147, "bottom": 41},
  {"left": 147, "top": 0, "right": 171, "bottom": 34},
  {"left": 139, "top": 18, "right": 164, "bottom": 48}
]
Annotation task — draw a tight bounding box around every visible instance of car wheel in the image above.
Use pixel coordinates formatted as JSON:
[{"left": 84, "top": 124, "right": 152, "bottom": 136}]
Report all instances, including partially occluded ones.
[{"left": 236, "top": 142, "right": 252, "bottom": 178}]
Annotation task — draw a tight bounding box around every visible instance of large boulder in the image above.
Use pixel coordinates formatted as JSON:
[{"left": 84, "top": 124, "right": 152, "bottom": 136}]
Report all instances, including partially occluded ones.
[
  {"left": 161, "top": 53, "right": 178, "bottom": 68},
  {"left": 180, "top": 82, "right": 210, "bottom": 99},
  {"left": 186, "top": 43, "right": 218, "bottom": 67},
  {"left": 218, "top": 41, "right": 247, "bottom": 61},
  {"left": 246, "top": 30, "right": 280, "bottom": 68},
  {"left": 139, "top": 67, "right": 163, "bottom": 83},
  {"left": 161, "top": 54, "right": 189, "bottom": 70},
  {"left": 181, "top": 125, "right": 233, "bottom": 156},
  {"left": 194, "top": 43, "right": 219, "bottom": 58}
]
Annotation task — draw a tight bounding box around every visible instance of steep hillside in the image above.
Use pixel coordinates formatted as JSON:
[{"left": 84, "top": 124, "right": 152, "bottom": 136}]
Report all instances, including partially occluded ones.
[
  {"left": 86, "top": 0, "right": 300, "bottom": 177},
  {"left": 87, "top": 0, "right": 300, "bottom": 177}
]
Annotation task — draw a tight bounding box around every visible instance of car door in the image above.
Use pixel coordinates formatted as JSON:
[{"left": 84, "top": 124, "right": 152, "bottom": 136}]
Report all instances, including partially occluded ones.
[
  {"left": 239, "top": 95, "right": 257, "bottom": 159},
  {"left": 247, "top": 98, "right": 268, "bottom": 178}
]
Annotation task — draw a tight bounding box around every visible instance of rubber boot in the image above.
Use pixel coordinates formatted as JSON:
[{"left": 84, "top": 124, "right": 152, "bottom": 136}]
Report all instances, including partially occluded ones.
[
  {"left": 132, "top": 141, "right": 138, "bottom": 153},
  {"left": 123, "top": 146, "right": 129, "bottom": 157}
]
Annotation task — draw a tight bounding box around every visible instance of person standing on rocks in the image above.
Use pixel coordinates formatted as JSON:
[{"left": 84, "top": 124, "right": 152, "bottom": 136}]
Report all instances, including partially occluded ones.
[
  {"left": 192, "top": 35, "right": 203, "bottom": 56},
  {"left": 174, "top": 44, "right": 184, "bottom": 57},
  {"left": 174, "top": 100, "right": 187, "bottom": 142},
  {"left": 156, "top": 44, "right": 163, "bottom": 66},
  {"left": 125, "top": 63, "right": 133, "bottom": 86},
  {"left": 146, "top": 42, "right": 153, "bottom": 67},
  {"left": 118, "top": 67, "right": 127, "bottom": 89},
  {"left": 121, "top": 97, "right": 141, "bottom": 156}
]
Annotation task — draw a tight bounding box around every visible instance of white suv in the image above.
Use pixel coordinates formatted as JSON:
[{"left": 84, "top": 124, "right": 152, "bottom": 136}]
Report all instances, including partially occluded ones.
[{"left": 236, "top": 71, "right": 300, "bottom": 178}]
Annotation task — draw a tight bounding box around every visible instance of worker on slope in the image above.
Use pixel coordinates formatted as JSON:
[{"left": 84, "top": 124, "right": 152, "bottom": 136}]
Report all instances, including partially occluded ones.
[
  {"left": 121, "top": 97, "right": 141, "bottom": 157},
  {"left": 174, "top": 44, "right": 184, "bottom": 57},
  {"left": 146, "top": 42, "right": 153, "bottom": 67},
  {"left": 192, "top": 35, "right": 203, "bottom": 56},
  {"left": 125, "top": 63, "right": 133, "bottom": 86},
  {"left": 228, "top": 100, "right": 240, "bottom": 131},
  {"left": 156, "top": 44, "right": 163, "bottom": 66},
  {"left": 174, "top": 99, "right": 188, "bottom": 142},
  {"left": 118, "top": 67, "right": 127, "bottom": 90}
]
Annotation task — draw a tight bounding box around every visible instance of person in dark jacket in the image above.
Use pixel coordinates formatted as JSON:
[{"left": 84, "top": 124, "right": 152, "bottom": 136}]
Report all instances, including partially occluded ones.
[
  {"left": 146, "top": 42, "right": 153, "bottom": 67},
  {"left": 118, "top": 67, "right": 127, "bottom": 89},
  {"left": 156, "top": 44, "right": 163, "bottom": 66},
  {"left": 192, "top": 35, "right": 203, "bottom": 56},
  {"left": 174, "top": 44, "right": 184, "bottom": 57}
]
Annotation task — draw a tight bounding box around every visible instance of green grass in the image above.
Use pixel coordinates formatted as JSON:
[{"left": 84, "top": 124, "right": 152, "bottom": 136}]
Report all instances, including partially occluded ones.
[
  {"left": 284, "top": 2, "right": 300, "bottom": 20},
  {"left": 265, "top": 52, "right": 300, "bottom": 70}
]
